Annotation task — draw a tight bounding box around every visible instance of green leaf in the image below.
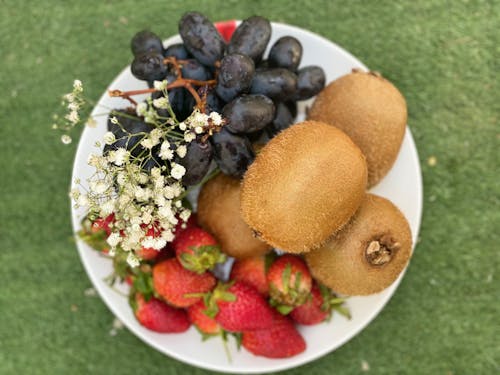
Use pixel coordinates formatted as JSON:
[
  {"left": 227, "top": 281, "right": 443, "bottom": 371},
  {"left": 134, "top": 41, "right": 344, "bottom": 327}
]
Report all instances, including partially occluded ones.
[{"left": 276, "top": 304, "right": 294, "bottom": 315}]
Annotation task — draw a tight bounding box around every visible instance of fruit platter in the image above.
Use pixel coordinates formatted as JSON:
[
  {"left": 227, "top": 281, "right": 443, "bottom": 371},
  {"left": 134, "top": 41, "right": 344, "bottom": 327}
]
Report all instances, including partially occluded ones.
[{"left": 67, "top": 12, "right": 422, "bottom": 373}]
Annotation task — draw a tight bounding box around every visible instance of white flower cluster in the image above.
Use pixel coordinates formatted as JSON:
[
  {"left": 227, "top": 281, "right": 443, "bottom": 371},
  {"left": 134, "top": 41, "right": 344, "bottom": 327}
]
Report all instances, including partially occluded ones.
[
  {"left": 66, "top": 79, "right": 225, "bottom": 267},
  {"left": 53, "top": 80, "right": 86, "bottom": 144}
]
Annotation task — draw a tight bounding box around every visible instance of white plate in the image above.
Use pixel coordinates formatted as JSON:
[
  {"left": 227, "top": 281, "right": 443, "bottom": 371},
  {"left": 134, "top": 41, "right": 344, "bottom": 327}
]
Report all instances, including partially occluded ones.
[{"left": 71, "top": 21, "right": 423, "bottom": 373}]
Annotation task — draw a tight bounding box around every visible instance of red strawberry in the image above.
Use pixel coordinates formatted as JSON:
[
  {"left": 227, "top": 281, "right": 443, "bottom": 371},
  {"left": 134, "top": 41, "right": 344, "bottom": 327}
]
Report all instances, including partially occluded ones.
[
  {"left": 242, "top": 311, "right": 306, "bottom": 358},
  {"left": 290, "top": 282, "right": 351, "bottom": 325},
  {"left": 214, "top": 20, "right": 237, "bottom": 42},
  {"left": 230, "top": 256, "right": 270, "bottom": 296},
  {"left": 173, "top": 213, "right": 198, "bottom": 237},
  {"left": 267, "top": 254, "right": 312, "bottom": 314},
  {"left": 209, "top": 281, "right": 275, "bottom": 332},
  {"left": 188, "top": 299, "right": 222, "bottom": 336},
  {"left": 290, "top": 283, "right": 328, "bottom": 325},
  {"left": 133, "top": 293, "right": 190, "bottom": 333},
  {"left": 91, "top": 213, "right": 115, "bottom": 236},
  {"left": 153, "top": 258, "right": 216, "bottom": 308},
  {"left": 173, "top": 227, "right": 226, "bottom": 274}
]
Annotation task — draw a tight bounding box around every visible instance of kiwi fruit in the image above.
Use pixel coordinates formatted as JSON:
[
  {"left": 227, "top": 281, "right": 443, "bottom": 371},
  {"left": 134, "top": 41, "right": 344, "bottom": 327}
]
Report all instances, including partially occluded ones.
[
  {"left": 305, "top": 193, "right": 412, "bottom": 295},
  {"left": 240, "top": 120, "right": 367, "bottom": 253},
  {"left": 308, "top": 70, "right": 407, "bottom": 187},
  {"left": 197, "top": 173, "right": 272, "bottom": 259}
]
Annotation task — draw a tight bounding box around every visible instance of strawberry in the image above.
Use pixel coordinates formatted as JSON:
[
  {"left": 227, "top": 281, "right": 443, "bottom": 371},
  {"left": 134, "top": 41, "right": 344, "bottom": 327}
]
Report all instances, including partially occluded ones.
[
  {"left": 230, "top": 255, "right": 272, "bottom": 296},
  {"left": 173, "top": 213, "right": 198, "bottom": 236},
  {"left": 242, "top": 311, "right": 306, "bottom": 358},
  {"left": 214, "top": 20, "right": 237, "bottom": 43},
  {"left": 91, "top": 213, "right": 115, "bottom": 236},
  {"left": 173, "top": 226, "right": 226, "bottom": 274},
  {"left": 132, "top": 293, "right": 190, "bottom": 333},
  {"left": 267, "top": 254, "right": 312, "bottom": 314},
  {"left": 207, "top": 281, "right": 275, "bottom": 332},
  {"left": 290, "top": 283, "right": 351, "bottom": 325},
  {"left": 152, "top": 258, "right": 216, "bottom": 308},
  {"left": 188, "top": 299, "right": 222, "bottom": 336}
]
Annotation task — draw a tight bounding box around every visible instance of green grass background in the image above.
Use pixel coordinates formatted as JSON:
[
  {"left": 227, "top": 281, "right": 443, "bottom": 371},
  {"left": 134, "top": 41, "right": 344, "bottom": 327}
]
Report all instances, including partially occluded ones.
[{"left": 0, "top": 0, "right": 498, "bottom": 374}]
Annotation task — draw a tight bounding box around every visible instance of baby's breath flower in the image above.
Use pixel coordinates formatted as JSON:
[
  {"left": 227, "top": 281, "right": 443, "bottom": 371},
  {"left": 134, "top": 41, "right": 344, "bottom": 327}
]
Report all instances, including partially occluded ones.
[
  {"left": 126, "top": 252, "right": 140, "bottom": 268},
  {"left": 170, "top": 163, "right": 186, "bottom": 180},
  {"left": 86, "top": 117, "right": 97, "bottom": 128},
  {"left": 107, "top": 232, "right": 121, "bottom": 247},
  {"left": 66, "top": 110, "right": 80, "bottom": 124},
  {"left": 194, "top": 126, "right": 203, "bottom": 134},
  {"left": 110, "top": 116, "right": 119, "bottom": 125},
  {"left": 136, "top": 102, "right": 148, "bottom": 117},
  {"left": 184, "top": 131, "right": 195, "bottom": 143},
  {"left": 76, "top": 193, "right": 89, "bottom": 207},
  {"left": 179, "top": 208, "right": 191, "bottom": 222},
  {"left": 112, "top": 148, "right": 129, "bottom": 166},
  {"left": 209, "top": 111, "right": 223, "bottom": 126},
  {"left": 161, "top": 229, "right": 175, "bottom": 242},
  {"left": 176, "top": 145, "right": 187, "bottom": 158},
  {"left": 153, "top": 97, "right": 169, "bottom": 109},
  {"left": 61, "top": 134, "right": 72, "bottom": 144},
  {"left": 159, "top": 140, "right": 174, "bottom": 160},
  {"left": 103, "top": 131, "right": 116, "bottom": 145},
  {"left": 153, "top": 80, "right": 168, "bottom": 91},
  {"left": 73, "top": 79, "right": 83, "bottom": 92},
  {"left": 179, "top": 122, "right": 187, "bottom": 131}
]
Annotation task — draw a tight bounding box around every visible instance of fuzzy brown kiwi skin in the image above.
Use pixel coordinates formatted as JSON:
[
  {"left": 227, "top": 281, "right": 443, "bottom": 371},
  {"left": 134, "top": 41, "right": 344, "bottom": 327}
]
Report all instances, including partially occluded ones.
[
  {"left": 240, "top": 120, "right": 368, "bottom": 254},
  {"left": 308, "top": 70, "right": 407, "bottom": 188},
  {"left": 305, "top": 193, "right": 413, "bottom": 296},
  {"left": 197, "top": 173, "right": 272, "bottom": 259}
]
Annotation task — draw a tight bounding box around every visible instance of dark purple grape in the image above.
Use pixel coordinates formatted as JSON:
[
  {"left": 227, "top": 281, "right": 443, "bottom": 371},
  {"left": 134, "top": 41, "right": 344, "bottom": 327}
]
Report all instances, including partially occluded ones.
[
  {"left": 163, "top": 43, "right": 190, "bottom": 60},
  {"left": 181, "top": 59, "right": 211, "bottom": 81},
  {"left": 106, "top": 110, "right": 154, "bottom": 157},
  {"left": 268, "top": 36, "right": 303, "bottom": 71},
  {"left": 250, "top": 68, "right": 297, "bottom": 100},
  {"left": 131, "top": 51, "right": 168, "bottom": 82},
  {"left": 178, "top": 12, "right": 225, "bottom": 67},
  {"left": 227, "top": 16, "right": 271, "bottom": 62},
  {"left": 267, "top": 101, "right": 295, "bottom": 136},
  {"left": 215, "top": 53, "right": 255, "bottom": 102},
  {"left": 176, "top": 138, "right": 213, "bottom": 185},
  {"left": 131, "top": 30, "right": 163, "bottom": 56},
  {"left": 223, "top": 95, "right": 275, "bottom": 134},
  {"left": 211, "top": 128, "right": 254, "bottom": 177},
  {"left": 294, "top": 66, "right": 326, "bottom": 100}
]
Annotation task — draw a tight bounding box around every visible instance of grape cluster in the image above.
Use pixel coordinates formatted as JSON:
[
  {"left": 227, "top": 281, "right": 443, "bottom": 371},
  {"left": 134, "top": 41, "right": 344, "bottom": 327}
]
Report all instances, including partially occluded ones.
[{"left": 124, "top": 12, "right": 325, "bottom": 181}]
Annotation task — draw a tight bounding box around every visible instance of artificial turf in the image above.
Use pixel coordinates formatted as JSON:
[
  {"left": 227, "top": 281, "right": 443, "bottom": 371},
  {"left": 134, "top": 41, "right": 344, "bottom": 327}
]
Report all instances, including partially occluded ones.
[{"left": 0, "top": 1, "right": 498, "bottom": 374}]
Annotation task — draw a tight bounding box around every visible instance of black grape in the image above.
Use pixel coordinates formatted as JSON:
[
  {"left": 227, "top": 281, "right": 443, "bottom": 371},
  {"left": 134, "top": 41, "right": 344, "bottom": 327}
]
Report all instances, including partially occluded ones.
[
  {"left": 178, "top": 12, "right": 225, "bottom": 67},
  {"left": 294, "top": 66, "right": 326, "bottom": 100},
  {"left": 131, "top": 30, "right": 163, "bottom": 56},
  {"left": 131, "top": 51, "right": 168, "bottom": 82},
  {"left": 223, "top": 95, "right": 275, "bottom": 134},
  {"left": 267, "top": 101, "right": 295, "bottom": 136},
  {"left": 181, "top": 59, "right": 211, "bottom": 81},
  {"left": 211, "top": 128, "right": 255, "bottom": 178},
  {"left": 227, "top": 16, "right": 271, "bottom": 62},
  {"left": 285, "top": 100, "right": 298, "bottom": 119},
  {"left": 215, "top": 53, "right": 255, "bottom": 102},
  {"left": 176, "top": 138, "right": 213, "bottom": 186},
  {"left": 268, "top": 36, "right": 303, "bottom": 71},
  {"left": 106, "top": 110, "right": 154, "bottom": 157},
  {"left": 250, "top": 68, "right": 298, "bottom": 100},
  {"left": 163, "top": 43, "right": 191, "bottom": 60}
]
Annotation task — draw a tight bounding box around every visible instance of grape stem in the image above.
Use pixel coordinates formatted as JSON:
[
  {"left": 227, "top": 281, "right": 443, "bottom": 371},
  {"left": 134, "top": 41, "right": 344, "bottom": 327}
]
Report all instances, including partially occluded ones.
[{"left": 108, "top": 57, "right": 217, "bottom": 108}]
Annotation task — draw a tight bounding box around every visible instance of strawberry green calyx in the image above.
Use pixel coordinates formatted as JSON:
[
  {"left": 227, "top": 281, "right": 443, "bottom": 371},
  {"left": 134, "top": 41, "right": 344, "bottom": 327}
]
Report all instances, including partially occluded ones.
[
  {"left": 269, "top": 262, "right": 311, "bottom": 308},
  {"left": 201, "top": 281, "right": 237, "bottom": 318},
  {"left": 318, "top": 283, "right": 351, "bottom": 320},
  {"left": 179, "top": 244, "right": 227, "bottom": 274},
  {"left": 78, "top": 217, "right": 110, "bottom": 252}
]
